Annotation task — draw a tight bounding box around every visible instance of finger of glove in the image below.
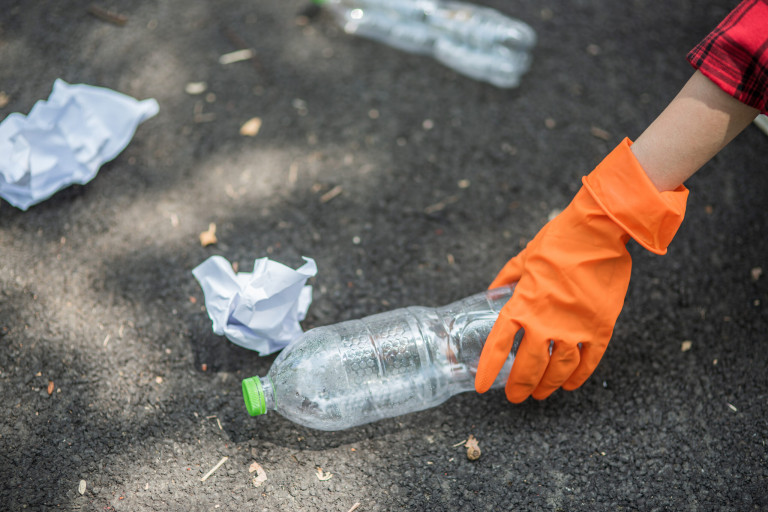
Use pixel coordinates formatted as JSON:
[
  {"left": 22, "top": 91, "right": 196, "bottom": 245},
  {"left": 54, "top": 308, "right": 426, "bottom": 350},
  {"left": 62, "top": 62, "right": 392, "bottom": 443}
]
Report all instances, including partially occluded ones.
[
  {"left": 488, "top": 250, "right": 527, "bottom": 289},
  {"left": 561, "top": 341, "right": 607, "bottom": 391},
  {"left": 474, "top": 317, "right": 521, "bottom": 393},
  {"left": 531, "top": 342, "right": 581, "bottom": 400},
  {"left": 504, "top": 332, "right": 551, "bottom": 403}
]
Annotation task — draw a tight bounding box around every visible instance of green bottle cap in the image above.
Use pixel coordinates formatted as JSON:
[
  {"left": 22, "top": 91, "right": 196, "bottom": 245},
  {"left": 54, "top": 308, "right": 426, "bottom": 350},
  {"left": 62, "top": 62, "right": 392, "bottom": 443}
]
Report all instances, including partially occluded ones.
[{"left": 242, "top": 376, "right": 266, "bottom": 416}]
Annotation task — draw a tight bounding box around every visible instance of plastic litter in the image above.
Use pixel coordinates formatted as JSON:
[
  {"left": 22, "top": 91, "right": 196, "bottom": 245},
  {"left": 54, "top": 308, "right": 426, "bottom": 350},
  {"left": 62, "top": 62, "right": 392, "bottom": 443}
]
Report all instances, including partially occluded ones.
[
  {"left": 242, "top": 285, "right": 516, "bottom": 430},
  {"left": 316, "top": 0, "right": 536, "bottom": 88}
]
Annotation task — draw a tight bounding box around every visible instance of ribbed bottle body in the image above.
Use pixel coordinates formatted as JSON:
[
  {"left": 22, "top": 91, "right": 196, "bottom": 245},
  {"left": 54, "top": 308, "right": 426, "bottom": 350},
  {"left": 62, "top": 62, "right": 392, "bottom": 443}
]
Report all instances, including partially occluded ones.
[{"left": 257, "top": 286, "right": 514, "bottom": 430}]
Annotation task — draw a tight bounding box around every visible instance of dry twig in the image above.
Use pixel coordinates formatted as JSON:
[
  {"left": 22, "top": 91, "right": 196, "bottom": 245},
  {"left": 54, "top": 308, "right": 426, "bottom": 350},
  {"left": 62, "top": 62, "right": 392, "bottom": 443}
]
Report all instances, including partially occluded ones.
[
  {"left": 590, "top": 126, "right": 611, "bottom": 141},
  {"left": 320, "top": 185, "right": 343, "bottom": 203},
  {"left": 200, "top": 456, "right": 228, "bottom": 482},
  {"left": 219, "top": 49, "right": 255, "bottom": 65},
  {"left": 424, "top": 195, "right": 458, "bottom": 214},
  {"left": 87, "top": 5, "right": 128, "bottom": 26}
]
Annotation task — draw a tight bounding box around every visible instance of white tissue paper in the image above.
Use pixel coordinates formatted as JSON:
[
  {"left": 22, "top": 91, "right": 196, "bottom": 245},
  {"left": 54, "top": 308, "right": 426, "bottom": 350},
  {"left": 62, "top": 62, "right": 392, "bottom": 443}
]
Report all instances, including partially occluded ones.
[
  {"left": 192, "top": 255, "right": 317, "bottom": 355},
  {"left": 0, "top": 79, "right": 159, "bottom": 210}
]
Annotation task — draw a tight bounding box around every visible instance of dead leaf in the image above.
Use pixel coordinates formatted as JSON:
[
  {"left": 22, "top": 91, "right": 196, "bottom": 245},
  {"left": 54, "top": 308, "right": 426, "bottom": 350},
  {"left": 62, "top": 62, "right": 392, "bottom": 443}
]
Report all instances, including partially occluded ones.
[
  {"left": 465, "top": 435, "right": 481, "bottom": 461},
  {"left": 240, "top": 117, "right": 262, "bottom": 137},
  {"left": 681, "top": 340, "right": 692, "bottom": 352},
  {"left": 47, "top": 381, "right": 54, "bottom": 395},
  {"left": 250, "top": 462, "right": 267, "bottom": 486},
  {"left": 199, "top": 223, "right": 217, "bottom": 246},
  {"left": 0, "top": 91, "right": 9, "bottom": 108},
  {"left": 751, "top": 267, "right": 763, "bottom": 281},
  {"left": 316, "top": 467, "right": 333, "bottom": 481}
]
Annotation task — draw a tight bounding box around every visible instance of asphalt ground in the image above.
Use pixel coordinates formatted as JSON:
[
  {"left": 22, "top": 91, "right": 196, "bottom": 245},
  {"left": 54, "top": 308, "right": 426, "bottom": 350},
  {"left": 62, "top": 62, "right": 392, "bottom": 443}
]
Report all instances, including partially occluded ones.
[{"left": 1, "top": 0, "right": 766, "bottom": 510}]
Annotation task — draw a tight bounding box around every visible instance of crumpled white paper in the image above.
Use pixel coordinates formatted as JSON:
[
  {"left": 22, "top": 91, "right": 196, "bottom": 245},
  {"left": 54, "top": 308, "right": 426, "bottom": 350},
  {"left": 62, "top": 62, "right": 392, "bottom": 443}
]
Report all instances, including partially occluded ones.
[
  {"left": 192, "top": 255, "right": 317, "bottom": 355},
  {"left": 0, "top": 79, "right": 159, "bottom": 210}
]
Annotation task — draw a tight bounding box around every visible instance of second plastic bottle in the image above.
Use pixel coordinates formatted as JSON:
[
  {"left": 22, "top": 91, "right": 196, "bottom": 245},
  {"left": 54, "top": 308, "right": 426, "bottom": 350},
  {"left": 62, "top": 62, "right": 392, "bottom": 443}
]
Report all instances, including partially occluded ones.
[
  {"left": 242, "top": 285, "right": 516, "bottom": 431},
  {"left": 315, "top": 0, "right": 537, "bottom": 88}
]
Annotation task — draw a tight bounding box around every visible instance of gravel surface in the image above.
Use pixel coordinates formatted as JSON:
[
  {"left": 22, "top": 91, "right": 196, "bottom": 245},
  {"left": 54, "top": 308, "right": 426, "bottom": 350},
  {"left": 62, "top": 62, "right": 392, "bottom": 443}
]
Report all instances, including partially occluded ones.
[{"left": 1, "top": 1, "right": 766, "bottom": 510}]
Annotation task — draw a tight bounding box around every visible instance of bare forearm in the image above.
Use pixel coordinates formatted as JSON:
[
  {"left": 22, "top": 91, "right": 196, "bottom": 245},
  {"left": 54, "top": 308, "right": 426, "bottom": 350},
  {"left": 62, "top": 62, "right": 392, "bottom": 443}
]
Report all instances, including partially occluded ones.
[{"left": 630, "top": 70, "right": 759, "bottom": 192}]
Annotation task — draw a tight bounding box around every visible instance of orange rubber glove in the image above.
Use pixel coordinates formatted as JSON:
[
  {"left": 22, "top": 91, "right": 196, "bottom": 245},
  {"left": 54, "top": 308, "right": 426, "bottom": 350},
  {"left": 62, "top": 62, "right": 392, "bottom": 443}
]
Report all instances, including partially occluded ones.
[{"left": 475, "top": 138, "right": 689, "bottom": 402}]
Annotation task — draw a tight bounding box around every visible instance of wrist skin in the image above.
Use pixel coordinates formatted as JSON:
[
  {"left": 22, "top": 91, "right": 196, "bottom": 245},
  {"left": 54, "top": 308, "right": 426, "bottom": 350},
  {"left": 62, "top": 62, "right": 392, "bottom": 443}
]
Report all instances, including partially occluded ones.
[{"left": 630, "top": 70, "right": 759, "bottom": 193}]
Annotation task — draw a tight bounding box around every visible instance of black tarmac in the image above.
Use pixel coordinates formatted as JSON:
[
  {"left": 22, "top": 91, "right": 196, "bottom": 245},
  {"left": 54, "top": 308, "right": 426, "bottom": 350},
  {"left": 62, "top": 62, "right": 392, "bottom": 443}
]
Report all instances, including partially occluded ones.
[{"left": 1, "top": 1, "right": 766, "bottom": 510}]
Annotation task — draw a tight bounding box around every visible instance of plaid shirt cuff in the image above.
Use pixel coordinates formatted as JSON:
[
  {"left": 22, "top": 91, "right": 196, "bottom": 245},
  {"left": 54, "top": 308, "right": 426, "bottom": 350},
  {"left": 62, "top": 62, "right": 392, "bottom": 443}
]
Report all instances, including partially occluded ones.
[{"left": 687, "top": 0, "right": 768, "bottom": 115}]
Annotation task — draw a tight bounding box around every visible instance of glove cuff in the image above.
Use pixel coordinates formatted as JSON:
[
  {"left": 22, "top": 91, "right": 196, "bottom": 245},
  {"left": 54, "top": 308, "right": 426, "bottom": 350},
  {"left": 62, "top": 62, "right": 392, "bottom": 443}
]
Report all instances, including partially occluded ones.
[{"left": 582, "top": 138, "right": 689, "bottom": 255}]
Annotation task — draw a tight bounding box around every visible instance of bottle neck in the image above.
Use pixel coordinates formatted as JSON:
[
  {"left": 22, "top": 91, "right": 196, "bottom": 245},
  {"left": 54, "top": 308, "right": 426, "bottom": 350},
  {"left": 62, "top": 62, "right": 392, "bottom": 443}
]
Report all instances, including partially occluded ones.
[
  {"left": 261, "top": 377, "right": 276, "bottom": 412},
  {"left": 435, "top": 285, "right": 516, "bottom": 388}
]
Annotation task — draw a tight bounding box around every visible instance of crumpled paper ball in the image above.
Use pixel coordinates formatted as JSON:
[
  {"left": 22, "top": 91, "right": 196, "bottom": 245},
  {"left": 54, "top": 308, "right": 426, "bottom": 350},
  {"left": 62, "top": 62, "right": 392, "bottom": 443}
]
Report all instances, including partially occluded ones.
[
  {"left": 0, "top": 79, "right": 158, "bottom": 210},
  {"left": 192, "top": 255, "right": 317, "bottom": 355}
]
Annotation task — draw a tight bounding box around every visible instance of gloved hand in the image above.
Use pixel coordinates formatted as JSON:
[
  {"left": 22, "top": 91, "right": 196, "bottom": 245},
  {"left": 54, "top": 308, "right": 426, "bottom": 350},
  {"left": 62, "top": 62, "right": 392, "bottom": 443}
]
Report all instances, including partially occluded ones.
[{"left": 475, "top": 138, "right": 689, "bottom": 402}]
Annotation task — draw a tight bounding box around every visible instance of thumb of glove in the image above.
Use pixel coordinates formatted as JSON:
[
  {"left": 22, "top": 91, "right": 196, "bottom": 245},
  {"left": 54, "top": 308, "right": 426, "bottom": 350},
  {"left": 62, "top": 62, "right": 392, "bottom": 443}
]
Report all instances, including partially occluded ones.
[{"left": 490, "top": 247, "right": 528, "bottom": 289}]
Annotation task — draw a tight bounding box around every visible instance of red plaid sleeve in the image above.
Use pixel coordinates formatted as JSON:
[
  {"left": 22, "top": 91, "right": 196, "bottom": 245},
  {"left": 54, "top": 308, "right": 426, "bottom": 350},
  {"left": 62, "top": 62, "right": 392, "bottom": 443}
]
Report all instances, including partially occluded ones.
[{"left": 687, "top": 0, "right": 768, "bottom": 114}]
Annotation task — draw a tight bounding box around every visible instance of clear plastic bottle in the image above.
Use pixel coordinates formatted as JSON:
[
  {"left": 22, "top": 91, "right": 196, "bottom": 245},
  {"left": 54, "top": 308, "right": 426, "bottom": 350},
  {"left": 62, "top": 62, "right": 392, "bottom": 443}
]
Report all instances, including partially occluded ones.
[
  {"left": 242, "top": 285, "right": 515, "bottom": 431},
  {"left": 316, "top": 0, "right": 536, "bottom": 88}
]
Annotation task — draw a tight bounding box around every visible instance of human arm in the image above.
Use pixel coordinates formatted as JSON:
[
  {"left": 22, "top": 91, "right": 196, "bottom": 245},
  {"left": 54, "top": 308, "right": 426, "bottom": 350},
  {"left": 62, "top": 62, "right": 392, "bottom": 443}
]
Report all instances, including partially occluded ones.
[
  {"left": 475, "top": 0, "right": 766, "bottom": 403},
  {"left": 474, "top": 72, "right": 757, "bottom": 403},
  {"left": 637, "top": 0, "right": 767, "bottom": 193},
  {"left": 631, "top": 70, "right": 759, "bottom": 193}
]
